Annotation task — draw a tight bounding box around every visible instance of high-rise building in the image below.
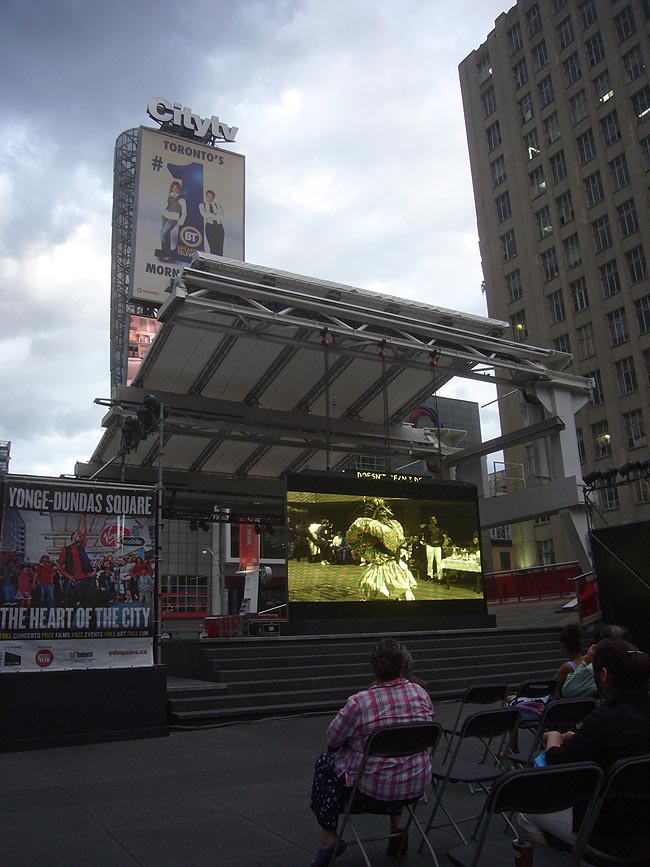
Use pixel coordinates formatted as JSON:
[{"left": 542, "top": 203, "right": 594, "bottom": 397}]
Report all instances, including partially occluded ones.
[{"left": 460, "top": 0, "right": 650, "bottom": 565}]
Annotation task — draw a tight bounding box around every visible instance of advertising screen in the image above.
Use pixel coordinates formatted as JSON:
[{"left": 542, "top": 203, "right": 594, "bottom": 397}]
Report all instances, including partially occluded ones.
[
  {"left": 0, "top": 477, "right": 156, "bottom": 673},
  {"left": 287, "top": 472, "right": 485, "bottom": 622},
  {"left": 130, "top": 127, "right": 245, "bottom": 304}
]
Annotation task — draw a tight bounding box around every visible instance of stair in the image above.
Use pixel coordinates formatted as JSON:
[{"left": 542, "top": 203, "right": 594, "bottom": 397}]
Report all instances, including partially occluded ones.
[{"left": 167, "top": 627, "right": 562, "bottom": 726}]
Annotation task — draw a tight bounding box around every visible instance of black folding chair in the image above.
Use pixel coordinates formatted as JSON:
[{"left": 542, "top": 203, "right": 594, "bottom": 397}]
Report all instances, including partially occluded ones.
[
  {"left": 441, "top": 683, "right": 508, "bottom": 761},
  {"left": 446, "top": 762, "right": 604, "bottom": 867},
  {"left": 332, "top": 721, "right": 443, "bottom": 867},
  {"left": 514, "top": 678, "right": 558, "bottom": 702},
  {"left": 421, "top": 707, "right": 520, "bottom": 848},
  {"left": 558, "top": 754, "right": 650, "bottom": 866},
  {"left": 511, "top": 698, "right": 596, "bottom": 766}
]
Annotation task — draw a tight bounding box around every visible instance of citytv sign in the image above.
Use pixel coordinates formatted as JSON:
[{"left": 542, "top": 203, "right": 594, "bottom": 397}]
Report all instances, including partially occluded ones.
[{"left": 146, "top": 97, "right": 238, "bottom": 142}]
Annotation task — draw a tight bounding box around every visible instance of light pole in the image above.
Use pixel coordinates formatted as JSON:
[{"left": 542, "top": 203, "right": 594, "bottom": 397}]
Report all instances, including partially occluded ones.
[{"left": 203, "top": 547, "right": 227, "bottom": 614}]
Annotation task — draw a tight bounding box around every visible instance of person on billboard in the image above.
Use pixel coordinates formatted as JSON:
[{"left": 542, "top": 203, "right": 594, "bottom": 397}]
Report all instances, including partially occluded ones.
[
  {"left": 159, "top": 180, "right": 186, "bottom": 262},
  {"left": 34, "top": 555, "right": 57, "bottom": 608},
  {"left": 130, "top": 556, "right": 154, "bottom": 606},
  {"left": 421, "top": 515, "right": 443, "bottom": 582},
  {"left": 199, "top": 190, "right": 225, "bottom": 255},
  {"left": 58, "top": 524, "right": 95, "bottom": 607},
  {"left": 16, "top": 562, "right": 35, "bottom": 608},
  {"left": 347, "top": 498, "right": 417, "bottom": 601}
]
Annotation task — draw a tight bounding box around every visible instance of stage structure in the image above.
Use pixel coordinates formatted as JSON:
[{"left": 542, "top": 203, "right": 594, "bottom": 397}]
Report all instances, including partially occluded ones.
[{"left": 79, "top": 255, "right": 593, "bottom": 632}]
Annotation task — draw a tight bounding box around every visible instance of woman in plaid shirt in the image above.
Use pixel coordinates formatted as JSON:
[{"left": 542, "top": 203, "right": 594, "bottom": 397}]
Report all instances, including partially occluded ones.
[{"left": 309, "top": 638, "right": 435, "bottom": 866}]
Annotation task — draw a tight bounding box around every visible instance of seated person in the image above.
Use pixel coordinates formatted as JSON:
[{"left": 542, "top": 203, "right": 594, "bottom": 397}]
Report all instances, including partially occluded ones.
[
  {"left": 561, "top": 623, "right": 631, "bottom": 700},
  {"left": 309, "top": 638, "right": 434, "bottom": 866},
  {"left": 518, "top": 637, "right": 650, "bottom": 848}
]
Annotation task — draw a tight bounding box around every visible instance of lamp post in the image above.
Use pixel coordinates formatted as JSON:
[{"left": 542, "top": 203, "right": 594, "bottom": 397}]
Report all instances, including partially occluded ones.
[{"left": 203, "top": 547, "right": 227, "bottom": 614}]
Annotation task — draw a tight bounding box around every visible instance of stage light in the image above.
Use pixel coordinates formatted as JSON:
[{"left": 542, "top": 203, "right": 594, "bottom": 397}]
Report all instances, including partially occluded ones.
[
  {"left": 583, "top": 471, "right": 603, "bottom": 486},
  {"left": 198, "top": 520, "right": 211, "bottom": 532},
  {"left": 603, "top": 466, "right": 619, "bottom": 480},
  {"left": 618, "top": 461, "right": 636, "bottom": 477},
  {"left": 189, "top": 520, "right": 198, "bottom": 531}
]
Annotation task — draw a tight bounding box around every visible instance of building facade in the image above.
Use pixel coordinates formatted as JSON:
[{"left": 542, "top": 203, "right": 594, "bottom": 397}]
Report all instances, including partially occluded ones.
[{"left": 460, "top": 0, "right": 650, "bottom": 564}]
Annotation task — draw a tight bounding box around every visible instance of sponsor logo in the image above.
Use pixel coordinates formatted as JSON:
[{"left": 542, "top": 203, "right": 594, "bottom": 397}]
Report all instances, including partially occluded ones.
[
  {"left": 146, "top": 97, "right": 238, "bottom": 142},
  {"left": 108, "top": 649, "right": 148, "bottom": 656},
  {"left": 68, "top": 651, "right": 94, "bottom": 660},
  {"left": 35, "top": 649, "right": 54, "bottom": 668},
  {"left": 3, "top": 651, "right": 21, "bottom": 667},
  {"left": 121, "top": 536, "right": 145, "bottom": 548},
  {"left": 179, "top": 226, "right": 202, "bottom": 249}
]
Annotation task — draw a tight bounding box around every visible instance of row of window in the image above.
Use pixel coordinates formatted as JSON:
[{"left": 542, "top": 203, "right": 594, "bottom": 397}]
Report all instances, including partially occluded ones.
[
  {"left": 585, "top": 353, "right": 644, "bottom": 405},
  {"left": 585, "top": 407, "right": 647, "bottom": 460}
]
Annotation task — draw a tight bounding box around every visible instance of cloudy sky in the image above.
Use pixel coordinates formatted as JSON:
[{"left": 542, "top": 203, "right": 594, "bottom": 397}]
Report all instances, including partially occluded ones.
[{"left": 1, "top": 0, "right": 511, "bottom": 477}]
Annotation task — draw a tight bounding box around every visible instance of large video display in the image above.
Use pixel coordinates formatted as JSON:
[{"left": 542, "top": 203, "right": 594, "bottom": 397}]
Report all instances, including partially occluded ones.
[{"left": 287, "top": 472, "right": 484, "bottom": 619}]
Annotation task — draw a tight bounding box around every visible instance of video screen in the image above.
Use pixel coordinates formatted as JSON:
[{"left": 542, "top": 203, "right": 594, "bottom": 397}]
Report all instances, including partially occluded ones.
[{"left": 287, "top": 472, "right": 484, "bottom": 606}]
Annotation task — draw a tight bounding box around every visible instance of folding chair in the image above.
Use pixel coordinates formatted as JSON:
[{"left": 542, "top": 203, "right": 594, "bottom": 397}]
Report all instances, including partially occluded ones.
[
  {"left": 514, "top": 678, "right": 558, "bottom": 702},
  {"left": 441, "top": 683, "right": 508, "bottom": 761},
  {"left": 332, "top": 721, "right": 443, "bottom": 867},
  {"left": 511, "top": 698, "right": 596, "bottom": 766},
  {"left": 446, "top": 762, "right": 604, "bottom": 867},
  {"left": 421, "top": 707, "right": 520, "bottom": 848},
  {"left": 557, "top": 754, "right": 650, "bottom": 866}
]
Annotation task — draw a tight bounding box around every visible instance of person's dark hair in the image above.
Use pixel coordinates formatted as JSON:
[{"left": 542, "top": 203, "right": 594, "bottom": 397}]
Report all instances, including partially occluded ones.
[
  {"left": 594, "top": 623, "right": 632, "bottom": 642},
  {"left": 593, "top": 638, "right": 650, "bottom": 697},
  {"left": 560, "top": 623, "right": 582, "bottom": 655},
  {"left": 371, "top": 638, "right": 404, "bottom": 682}
]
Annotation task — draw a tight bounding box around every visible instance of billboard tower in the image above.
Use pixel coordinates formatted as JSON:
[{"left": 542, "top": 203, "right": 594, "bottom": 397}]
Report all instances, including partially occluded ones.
[{"left": 110, "top": 99, "right": 244, "bottom": 388}]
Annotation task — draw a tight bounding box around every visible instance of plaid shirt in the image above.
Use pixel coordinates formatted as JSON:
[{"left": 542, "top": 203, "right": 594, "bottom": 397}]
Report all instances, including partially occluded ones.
[{"left": 327, "top": 678, "right": 435, "bottom": 801}]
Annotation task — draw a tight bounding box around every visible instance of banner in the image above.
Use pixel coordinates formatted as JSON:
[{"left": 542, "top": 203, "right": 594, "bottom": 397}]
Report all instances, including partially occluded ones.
[
  {"left": 0, "top": 477, "right": 156, "bottom": 672},
  {"left": 130, "top": 127, "right": 245, "bottom": 304}
]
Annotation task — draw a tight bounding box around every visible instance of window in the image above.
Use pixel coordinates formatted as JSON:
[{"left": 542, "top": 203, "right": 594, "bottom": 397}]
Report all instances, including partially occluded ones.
[
  {"left": 549, "top": 150, "right": 567, "bottom": 183},
  {"left": 601, "top": 481, "right": 620, "bottom": 510},
  {"left": 594, "top": 70, "right": 614, "bottom": 103},
  {"left": 623, "top": 409, "right": 646, "bottom": 449},
  {"left": 564, "top": 233, "right": 582, "bottom": 269},
  {"left": 644, "top": 0, "right": 650, "bottom": 22},
  {"left": 626, "top": 245, "right": 647, "bottom": 283},
  {"left": 615, "top": 357, "right": 638, "bottom": 395},
  {"left": 609, "top": 154, "right": 630, "bottom": 190},
  {"left": 570, "top": 90, "right": 588, "bottom": 124},
  {"left": 584, "top": 170, "right": 604, "bottom": 207},
  {"left": 513, "top": 57, "right": 529, "bottom": 90},
  {"left": 577, "top": 129, "right": 596, "bottom": 164},
  {"left": 564, "top": 52, "right": 582, "bottom": 85},
  {"left": 524, "top": 128, "right": 541, "bottom": 160},
  {"left": 532, "top": 39, "right": 548, "bottom": 72},
  {"left": 481, "top": 86, "right": 497, "bottom": 118},
  {"left": 592, "top": 214, "right": 612, "bottom": 252},
  {"left": 527, "top": 3, "right": 542, "bottom": 37},
  {"left": 496, "top": 191, "right": 512, "bottom": 222},
  {"left": 600, "top": 110, "right": 621, "bottom": 146},
  {"left": 511, "top": 310, "right": 528, "bottom": 340},
  {"left": 645, "top": 349, "right": 650, "bottom": 386},
  {"left": 571, "top": 275, "right": 589, "bottom": 311},
  {"left": 487, "top": 121, "right": 502, "bottom": 152},
  {"left": 542, "top": 247, "right": 559, "bottom": 280},
  {"left": 634, "top": 477, "right": 650, "bottom": 505},
  {"left": 508, "top": 21, "right": 523, "bottom": 55},
  {"left": 529, "top": 165, "right": 546, "bottom": 198},
  {"left": 615, "top": 5, "right": 637, "bottom": 42},
  {"left": 477, "top": 53, "right": 492, "bottom": 84},
  {"left": 544, "top": 112, "right": 561, "bottom": 144},
  {"left": 578, "top": 0, "right": 597, "bottom": 30},
  {"left": 587, "top": 368, "right": 605, "bottom": 403},
  {"left": 617, "top": 198, "right": 639, "bottom": 237},
  {"left": 558, "top": 16, "right": 575, "bottom": 49},
  {"left": 607, "top": 307, "right": 630, "bottom": 346},
  {"left": 538, "top": 76, "right": 555, "bottom": 108},
  {"left": 591, "top": 420, "right": 612, "bottom": 458},
  {"left": 519, "top": 92, "right": 535, "bottom": 124},
  {"left": 556, "top": 189, "right": 574, "bottom": 225},
  {"left": 631, "top": 85, "right": 650, "bottom": 121},
  {"left": 547, "top": 289, "right": 566, "bottom": 324},
  {"left": 577, "top": 322, "right": 595, "bottom": 358},
  {"left": 635, "top": 294, "right": 650, "bottom": 333},
  {"left": 501, "top": 229, "right": 517, "bottom": 261},
  {"left": 640, "top": 136, "right": 650, "bottom": 172},
  {"left": 623, "top": 45, "right": 645, "bottom": 82},
  {"left": 554, "top": 333, "right": 571, "bottom": 354},
  {"left": 536, "top": 539, "right": 555, "bottom": 566},
  {"left": 552, "top": 0, "right": 568, "bottom": 13},
  {"left": 506, "top": 269, "right": 523, "bottom": 302},
  {"left": 491, "top": 155, "right": 506, "bottom": 186},
  {"left": 600, "top": 260, "right": 621, "bottom": 298},
  {"left": 585, "top": 31, "right": 605, "bottom": 66},
  {"left": 577, "top": 427, "right": 586, "bottom": 463},
  {"left": 536, "top": 205, "right": 553, "bottom": 240}
]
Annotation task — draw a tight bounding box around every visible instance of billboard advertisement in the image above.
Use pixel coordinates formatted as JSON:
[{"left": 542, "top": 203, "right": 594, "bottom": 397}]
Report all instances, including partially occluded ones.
[
  {"left": 130, "top": 126, "right": 245, "bottom": 304},
  {"left": 287, "top": 471, "right": 486, "bottom": 623},
  {"left": 127, "top": 313, "right": 161, "bottom": 385},
  {"left": 0, "top": 477, "right": 156, "bottom": 673}
]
